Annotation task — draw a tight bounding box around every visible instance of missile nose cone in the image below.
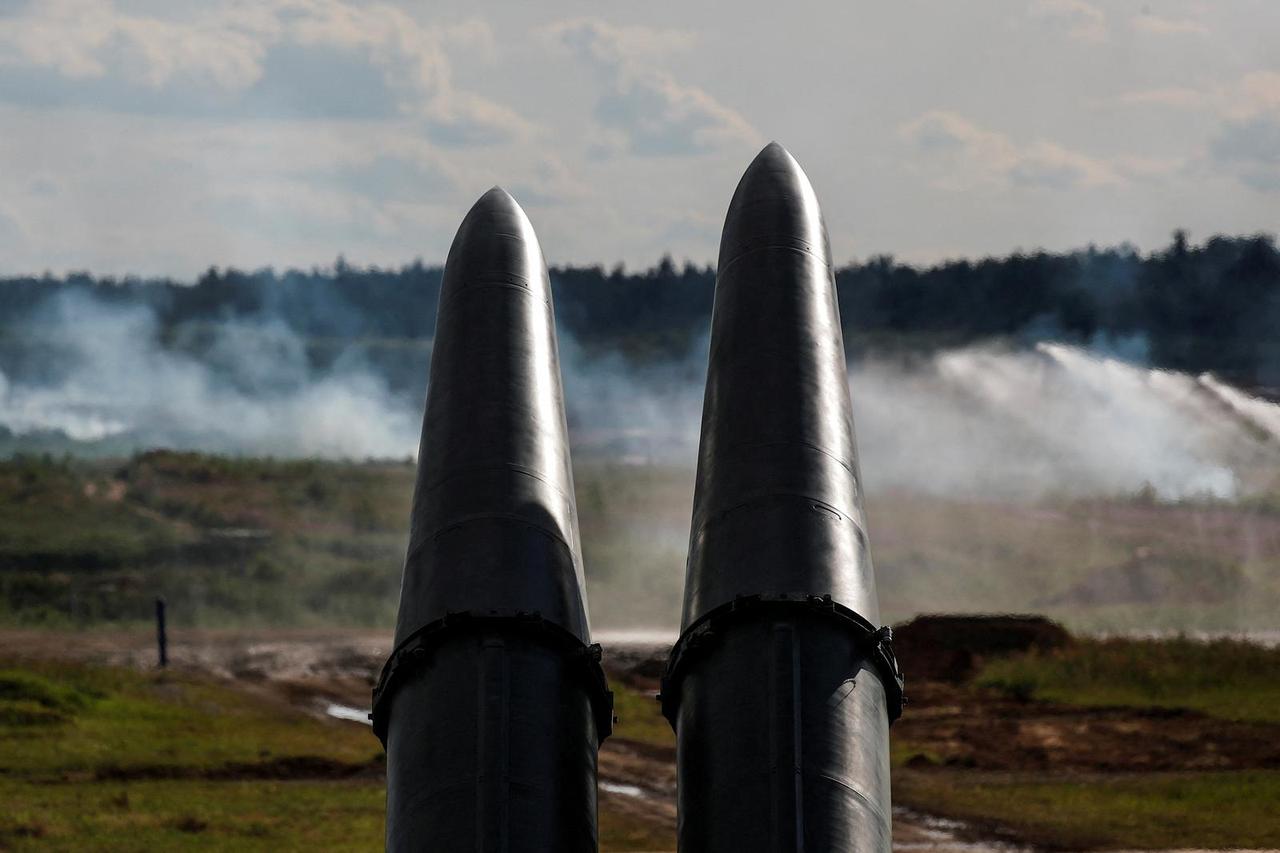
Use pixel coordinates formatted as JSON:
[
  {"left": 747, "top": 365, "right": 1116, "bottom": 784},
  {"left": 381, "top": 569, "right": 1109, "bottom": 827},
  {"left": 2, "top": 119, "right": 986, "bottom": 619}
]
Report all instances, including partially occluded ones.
[
  {"left": 445, "top": 187, "right": 548, "bottom": 301},
  {"left": 667, "top": 144, "right": 897, "bottom": 853},
  {"left": 718, "top": 142, "right": 831, "bottom": 272},
  {"left": 377, "top": 188, "right": 613, "bottom": 850},
  {"left": 463, "top": 185, "right": 522, "bottom": 228},
  {"left": 684, "top": 144, "right": 874, "bottom": 629},
  {"left": 392, "top": 185, "right": 588, "bottom": 650}
]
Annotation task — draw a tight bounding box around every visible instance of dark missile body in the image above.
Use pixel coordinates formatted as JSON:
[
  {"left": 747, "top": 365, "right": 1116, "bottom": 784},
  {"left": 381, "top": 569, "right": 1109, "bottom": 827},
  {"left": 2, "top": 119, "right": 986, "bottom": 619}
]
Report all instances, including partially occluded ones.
[
  {"left": 663, "top": 144, "right": 903, "bottom": 852},
  {"left": 373, "top": 188, "right": 611, "bottom": 853}
]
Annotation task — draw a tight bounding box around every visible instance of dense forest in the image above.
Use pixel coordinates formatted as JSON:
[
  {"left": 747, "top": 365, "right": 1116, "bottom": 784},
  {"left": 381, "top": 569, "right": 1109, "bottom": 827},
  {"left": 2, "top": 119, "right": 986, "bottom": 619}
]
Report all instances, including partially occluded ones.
[{"left": 2, "top": 231, "right": 1278, "bottom": 387}]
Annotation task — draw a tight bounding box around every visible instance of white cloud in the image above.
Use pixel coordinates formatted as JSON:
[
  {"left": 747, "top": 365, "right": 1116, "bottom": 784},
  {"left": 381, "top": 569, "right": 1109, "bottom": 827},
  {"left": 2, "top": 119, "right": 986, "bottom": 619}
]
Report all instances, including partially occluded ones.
[
  {"left": 542, "top": 18, "right": 760, "bottom": 157},
  {"left": 1029, "top": 0, "right": 1108, "bottom": 43},
  {"left": 1115, "top": 87, "right": 1208, "bottom": 109},
  {"left": 1125, "top": 70, "right": 1280, "bottom": 192},
  {"left": 1106, "top": 70, "right": 1280, "bottom": 191},
  {"left": 1132, "top": 14, "right": 1210, "bottom": 37},
  {"left": 509, "top": 155, "right": 592, "bottom": 207},
  {"left": 1211, "top": 116, "right": 1280, "bottom": 192},
  {"left": 1228, "top": 71, "right": 1280, "bottom": 119},
  {"left": 0, "top": 0, "right": 529, "bottom": 144},
  {"left": 1117, "top": 71, "right": 1280, "bottom": 118},
  {"left": 0, "top": 203, "right": 23, "bottom": 250},
  {"left": 899, "top": 111, "right": 1121, "bottom": 191},
  {"left": 0, "top": 106, "right": 476, "bottom": 274},
  {"left": 0, "top": 0, "right": 269, "bottom": 88}
]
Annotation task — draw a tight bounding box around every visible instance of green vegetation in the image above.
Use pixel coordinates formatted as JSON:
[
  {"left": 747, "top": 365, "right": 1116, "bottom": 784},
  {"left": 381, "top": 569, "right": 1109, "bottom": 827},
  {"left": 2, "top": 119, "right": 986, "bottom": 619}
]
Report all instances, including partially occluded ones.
[
  {"left": 0, "top": 775, "right": 667, "bottom": 852},
  {"left": 977, "top": 636, "right": 1280, "bottom": 724},
  {"left": 4, "top": 453, "right": 1280, "bottom": 634},
  {"left": 0, "top": 659, "right": 380, "bottom": 778},
  {"left": 0, "top": 452, "right": 414, "bottom": 628},
  {"left": 0, "top": 658, "right": 668, "bottom": 851},
  {"left": 894, "top": 769, "right": 1280, "bottom": 850},
  {"left": 6, "top": 232, "right": 1280, "bottom": 385},
  {"left": 0, "top": 657, "right": 384, "bottom": 850},
  {"left": 0, "top": 779, "right": 385, "bottom": 852},
  {"left": 609, "top": 683, "right": 672, "bottom": 748}
]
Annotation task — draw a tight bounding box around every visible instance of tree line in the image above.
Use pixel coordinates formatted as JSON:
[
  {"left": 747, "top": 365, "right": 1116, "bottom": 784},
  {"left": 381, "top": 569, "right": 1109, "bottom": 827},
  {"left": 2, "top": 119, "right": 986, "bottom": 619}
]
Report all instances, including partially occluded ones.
[{"left": 2, "top": 231, "right": 1277, "bottom": 386}]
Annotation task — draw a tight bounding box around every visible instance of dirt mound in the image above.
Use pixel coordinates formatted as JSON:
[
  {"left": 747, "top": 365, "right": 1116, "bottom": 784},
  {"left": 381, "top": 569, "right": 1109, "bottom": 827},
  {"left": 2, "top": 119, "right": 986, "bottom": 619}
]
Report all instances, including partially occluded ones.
[
  {"left": 895, "top": 681, "right": 1280, "bottom": 773},
  {"left": 893, "top": 614, "right": 1071, "bottom": 683},
  {"left": 602, "top": 641, "right": 670, "bottom": 689}
]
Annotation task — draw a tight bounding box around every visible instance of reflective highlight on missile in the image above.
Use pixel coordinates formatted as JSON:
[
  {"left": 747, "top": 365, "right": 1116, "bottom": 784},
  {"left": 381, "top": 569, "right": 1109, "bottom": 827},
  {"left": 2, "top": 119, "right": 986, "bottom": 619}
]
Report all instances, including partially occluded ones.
[
  {"left": 372, "top": 188, "right": 612, "bottom": 852},
  {"left": 662, "top": 143, "right": 904, "bottom": 851}
]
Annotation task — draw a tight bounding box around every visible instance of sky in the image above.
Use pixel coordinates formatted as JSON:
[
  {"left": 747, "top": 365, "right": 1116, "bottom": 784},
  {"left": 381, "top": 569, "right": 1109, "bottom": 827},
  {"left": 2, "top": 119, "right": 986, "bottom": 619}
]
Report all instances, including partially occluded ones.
[{"left": 0, "top": 0, "right": 1277, "bottom": 278}]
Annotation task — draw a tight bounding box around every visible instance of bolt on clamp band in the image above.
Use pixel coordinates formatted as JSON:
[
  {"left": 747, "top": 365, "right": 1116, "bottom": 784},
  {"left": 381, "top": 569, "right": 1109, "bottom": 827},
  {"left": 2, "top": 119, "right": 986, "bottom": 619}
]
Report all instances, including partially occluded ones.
[
  {"left": 371, "top": 609, "right": 614, "bottom": 747},
  {"left": 660, "top": 593, "right": 906, "bottom": 727}
]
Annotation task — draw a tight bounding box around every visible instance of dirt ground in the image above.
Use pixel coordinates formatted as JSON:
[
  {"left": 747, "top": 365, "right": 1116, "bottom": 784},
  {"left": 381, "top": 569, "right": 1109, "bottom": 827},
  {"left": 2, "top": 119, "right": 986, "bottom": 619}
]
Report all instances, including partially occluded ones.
[
  {"left": 895, "top": 680, "right": 1280, "bottom": 773},
  {"left": 4, "top": 627, "right": 1277, "bottom": 851},
  {"left": 0, "top": 627, "right": 1037, "bottom": 850}
]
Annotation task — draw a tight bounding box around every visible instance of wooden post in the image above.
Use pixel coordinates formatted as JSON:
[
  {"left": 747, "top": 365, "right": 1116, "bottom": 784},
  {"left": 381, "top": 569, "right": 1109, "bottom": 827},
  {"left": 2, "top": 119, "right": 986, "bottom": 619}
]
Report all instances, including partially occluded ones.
[{"left": 155, "top": 597, "right": 168, "bottom": 668}]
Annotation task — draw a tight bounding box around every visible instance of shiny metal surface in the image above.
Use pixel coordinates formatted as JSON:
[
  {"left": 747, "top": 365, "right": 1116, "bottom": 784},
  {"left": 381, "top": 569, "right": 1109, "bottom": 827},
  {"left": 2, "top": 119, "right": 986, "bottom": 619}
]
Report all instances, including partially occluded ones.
[
  {"left": 395, "top": 186, "right": 589, "bottom": 646},
  {"left": 377, "top": 188, "right": 606, "bottom": 852},
  {"left": 668, "top": 143, "right": 895, "bottom": 851},
  {"left": 683, "top": 143, "right": 878, "bottom": 629}
]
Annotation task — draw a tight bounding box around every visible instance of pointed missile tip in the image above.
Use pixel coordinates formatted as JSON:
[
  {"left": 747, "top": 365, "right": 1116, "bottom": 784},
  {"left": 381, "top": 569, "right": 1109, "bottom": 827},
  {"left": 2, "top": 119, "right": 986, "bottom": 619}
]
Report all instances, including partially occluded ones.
[
  {"left": 468, "top": 185, "right": 522, "bottom": 217},
  {"left": 739, "top": 140, "right": 808, "bottom": 191},
  {"left": 454, "top": 185, "right": 535, "bottom": 241},
  {"left": 445, "top": 185, "right": 543, "bottom": 284},
  {"left": 720, "top": 141, "right": 829, "bottom": 267},
  {"left": 758, "top": 140, "right": 791, "bottom": 160}
]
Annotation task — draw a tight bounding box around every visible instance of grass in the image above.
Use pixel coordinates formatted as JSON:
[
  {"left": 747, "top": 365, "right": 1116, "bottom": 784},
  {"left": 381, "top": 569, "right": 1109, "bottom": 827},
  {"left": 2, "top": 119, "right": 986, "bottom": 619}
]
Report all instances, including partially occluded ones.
[
  {"left": 0, "top": 659, "right": 380, "bottom": 779},
  {"left": 609, "top": 683, "right": 673, "bottom": 748},
  {"left": 0, "top": 452, "right": 413, "bottom": 628},
  {"left": 976, "top": 636, "right": 1280, "bottom": 724},
  {"left": 0, "top": 778, "right": 386, "bottom": 852},
  {"left": 0, "top": 657, "right": 669, "bottom": 851},
  {"left": 894, "top": 769, "right": 1280, "bottom": 850},
  {"left": 0, "top": 657, "right": 387, "bottom": 849},
  {"left": 4, "top": 452, "right": 1280, "bottom": 634}
]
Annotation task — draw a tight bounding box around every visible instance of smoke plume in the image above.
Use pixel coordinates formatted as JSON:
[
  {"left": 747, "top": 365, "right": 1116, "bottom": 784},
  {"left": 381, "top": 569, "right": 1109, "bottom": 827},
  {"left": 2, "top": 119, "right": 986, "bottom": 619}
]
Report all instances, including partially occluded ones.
[{"left": 2, "top": 291, "right": 1279, "bottom": 503}]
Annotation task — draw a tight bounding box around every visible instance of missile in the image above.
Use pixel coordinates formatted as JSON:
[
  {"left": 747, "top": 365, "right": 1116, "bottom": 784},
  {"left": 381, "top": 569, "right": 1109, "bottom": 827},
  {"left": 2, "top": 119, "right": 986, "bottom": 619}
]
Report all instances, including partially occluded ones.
[
  {"left": 372, "top": 188, "right": 612, "bottom": 852},
  {"left": 661, "top": 143, "right": 904, "bottom": 851}
]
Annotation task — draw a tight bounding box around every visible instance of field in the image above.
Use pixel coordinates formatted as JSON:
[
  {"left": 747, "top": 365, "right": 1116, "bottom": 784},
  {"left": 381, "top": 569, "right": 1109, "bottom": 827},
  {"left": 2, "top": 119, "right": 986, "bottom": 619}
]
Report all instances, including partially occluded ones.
[
  {"left": 4, "top": 452, "right": 1280, "bottom": 634},
  {"left": 2, "top": 452, "right": 1280, "bottom": 849},
  {"left": 0, "top": 650, "right": 678, "bottom": 852},
  {"left": 3, "top": 629, "right": 1280, "bottom": 850}
]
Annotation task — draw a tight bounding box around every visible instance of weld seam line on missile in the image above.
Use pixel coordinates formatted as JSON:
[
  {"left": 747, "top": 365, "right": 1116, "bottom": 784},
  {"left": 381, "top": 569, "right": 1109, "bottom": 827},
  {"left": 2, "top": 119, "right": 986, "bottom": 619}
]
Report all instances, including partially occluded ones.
[
  {"left": 717, "top": 243, "right": 832, "bottom": 278},
  {"left": 808, "top": 770, "right": 891, "bottom": 827},
  {"left": 408, "top": 511, "right": 578, "bottom": 556},
  {"left": 418, "top": 462, "right": 576, "bottom": 509},
  {"left": 715, "top": 439, "right": 856, "bottom": 476},
  {"left": 434, "top": 278, "right": 549, "bottom": 313},
  {"left": 694, "top": 490, "right": 869, "bottom": 529},
  {"left": 444, "top": 267, "right": 533, "bottom": 287},
  {"left": 435, "top": 281, "right": 547, "bottom": 314}
]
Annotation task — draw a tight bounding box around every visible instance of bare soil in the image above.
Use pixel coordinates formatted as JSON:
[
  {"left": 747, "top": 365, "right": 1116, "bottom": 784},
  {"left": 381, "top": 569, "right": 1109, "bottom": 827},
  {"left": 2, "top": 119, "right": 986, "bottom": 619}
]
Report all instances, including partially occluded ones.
[{"left": 6, "top": 627, "right": 1276, "bottom": 851}]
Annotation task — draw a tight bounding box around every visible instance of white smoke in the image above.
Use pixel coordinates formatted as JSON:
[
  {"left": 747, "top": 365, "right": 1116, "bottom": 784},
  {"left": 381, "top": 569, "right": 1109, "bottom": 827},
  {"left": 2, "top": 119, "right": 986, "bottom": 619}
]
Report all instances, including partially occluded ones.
[
  {"left": 559, "top": 333, "right": 705, "bottom": 468},
  {"left": 850, "top": 343, "right": 1280, "bottom": 501},
  {"left": 0, "top": 292, "right": 420, "bottom": 458},
  {"left": 2, "top": 291, "right": 1278, "bottom": 503}
]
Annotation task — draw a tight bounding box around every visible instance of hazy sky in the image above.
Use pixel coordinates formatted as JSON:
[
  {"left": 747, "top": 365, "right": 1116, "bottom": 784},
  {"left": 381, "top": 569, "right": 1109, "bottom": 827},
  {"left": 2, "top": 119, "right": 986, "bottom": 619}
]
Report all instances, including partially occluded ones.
[{"left": 0, "top": 0, "right": 1277, "bottom": 277}]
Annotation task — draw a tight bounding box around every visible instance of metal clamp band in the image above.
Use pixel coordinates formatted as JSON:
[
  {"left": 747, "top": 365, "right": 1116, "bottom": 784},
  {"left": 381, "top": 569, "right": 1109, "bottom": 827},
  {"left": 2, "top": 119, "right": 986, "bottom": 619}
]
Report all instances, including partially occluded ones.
[
  {"left": 660, "top": 593, "right": 906, "bottom": 727},
  {"left": 371, "top": 610, "right": 614, "bottom": 747}
]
